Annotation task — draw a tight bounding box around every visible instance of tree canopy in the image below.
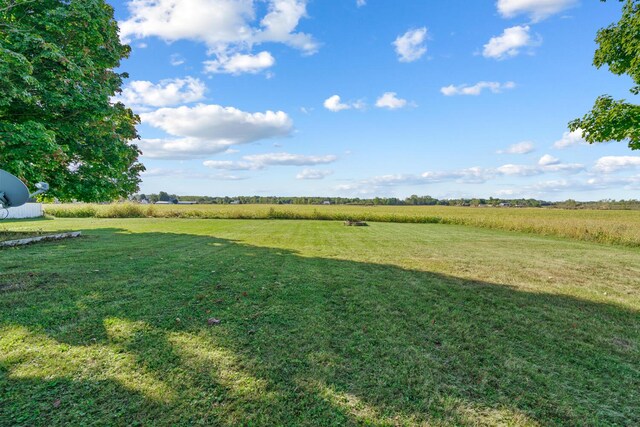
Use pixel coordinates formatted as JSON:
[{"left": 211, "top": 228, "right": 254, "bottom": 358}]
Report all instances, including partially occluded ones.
[
  {"left": 0, "top": 0, "right": 144, "bottom": 201},
  {"left": 569, "top": 0, "right": 640, "bottom": 150}
]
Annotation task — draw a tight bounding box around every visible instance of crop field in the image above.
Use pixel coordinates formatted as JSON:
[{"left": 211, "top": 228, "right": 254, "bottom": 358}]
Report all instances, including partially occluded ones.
[
  {"left": 45, "top": 203, "right": 640, "bottom": 246},
  {"left": 1, "top": 216, "right": 638, "bottom": 426}
]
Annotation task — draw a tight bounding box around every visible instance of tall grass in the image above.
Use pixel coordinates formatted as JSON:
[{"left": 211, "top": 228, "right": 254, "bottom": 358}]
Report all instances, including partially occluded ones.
[{"left": 44, "top": 203, "right": 640, "bottom": 247}]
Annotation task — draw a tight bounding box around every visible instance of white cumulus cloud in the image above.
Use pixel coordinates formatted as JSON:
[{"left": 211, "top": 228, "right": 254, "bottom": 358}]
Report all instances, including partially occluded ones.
[
  {"left": 538, "top": 154, "right": 560, "bottom": 166},
  {"left": 497, "top": 159, "right": 583, "bottom": 175},
  {"left": 375, "top": 92, "right": 408, "bottom": 109},
  {"left": 324, "top": 95, "right": 351, "bottom": 112},
  {"left": 203, "top": 153, "right": 337, "bottom": 170},
  {"left": 497, "top": 0, "right": 578, "bottom": 21},
  {"left": 422, "top": 167, "right": 494, "bottom": 184},
  {"left": 323, "top": 95, "right": 365, "bottom": 112},
  {"left": 393, "top": 27, "right": 428, "bottom": 62},
  {"left": 244, "top": 152, "right": 337, "bottom": 166},
  {"left": 335, "top": 168, "right": 495, "bottom": 195},
  {"left": 119, "top": 0, "right": 317, "bottom": 76},
  {"left": 483, "top": 25, "right": 539, "bottom": 60},
  {"left": 553, "top": 129, "right": 586, "bottom": 149},
  {"left": 253, "top": 0, "right": 318, "bottom": 52},
  {"left": 593, "top": 156, "right": 640, "bottom": 173},
  {"left": 356, "top": 0, "right": 366, "bottom": 7},
  {"left": 296, "top": 169, "right": 334, "bottom": 179},
  {"left": 204, "top": 51, "right": 275, "bottom": 74},
  {"left": 543, "top": 162, "right": 584, "bottom": 173},
  {"left": 335, "top": 155, "right": 586, "bottom": 195},
  {"left": 142, "top": 167, "right": 247, "bottom": 181},
  {"left": 201, "top": 160, "right": 255, "bottom": 170},
  {"left": 497, "top": 141, "right": 535, "bottom": 154},
  {"left": 138, "top": 104, "right": 293, "bottom": 159},
  {"left": 496, "top": 164, "right": 539, "bottom": 176},
  {"left": 441, "top": 81, "right": 516, "bottom": 96},
  {"left": 501, "top": 173, "right": 640, "bottom": 197},
  {"left": 116, "top": 77, "right": 206, "bottom": 108},
  {"left": 120, "top": 0, "right": 317, "bottom": 53}
]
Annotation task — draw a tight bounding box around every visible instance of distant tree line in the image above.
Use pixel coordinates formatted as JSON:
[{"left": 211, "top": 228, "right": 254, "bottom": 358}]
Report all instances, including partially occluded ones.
[{"left": 129, "top": 193, "right": 640, "bottom": 209}]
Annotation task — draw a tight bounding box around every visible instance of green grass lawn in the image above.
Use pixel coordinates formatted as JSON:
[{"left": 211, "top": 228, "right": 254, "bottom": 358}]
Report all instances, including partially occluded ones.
[
  {"left": 45, "top": 203, "right": 640, "bottom": 246},
  {"left": 1, "top": 218, "right": 639, "bottom": 426},
  {"left": 0, "top": 229, "right": 48, "bottom": 243}
]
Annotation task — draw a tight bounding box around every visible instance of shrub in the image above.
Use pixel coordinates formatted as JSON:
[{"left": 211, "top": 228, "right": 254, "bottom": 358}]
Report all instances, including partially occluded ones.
[{"left": 97, "top": 203, "right": 147, "bottom": 218}]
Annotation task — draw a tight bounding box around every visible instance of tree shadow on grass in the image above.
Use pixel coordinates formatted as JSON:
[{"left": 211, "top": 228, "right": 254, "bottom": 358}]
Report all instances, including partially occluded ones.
[
  {"left": 1, "top": 217, "right": 65, "bottom": 247},
  {"left": 0, "top": 227, "right": 638, "bottom": 426}
]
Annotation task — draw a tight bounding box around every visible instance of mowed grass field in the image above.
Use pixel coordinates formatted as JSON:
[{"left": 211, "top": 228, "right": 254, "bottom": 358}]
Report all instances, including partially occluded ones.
[
  {"left": 1, "top": 217, "right": 639, "bottom": 426},
  {"left": 44, "top": 203, "right": 640, "bottom": 247}
]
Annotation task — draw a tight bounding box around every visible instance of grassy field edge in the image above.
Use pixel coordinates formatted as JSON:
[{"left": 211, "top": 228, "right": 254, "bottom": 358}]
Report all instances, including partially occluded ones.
[{"left": 42, "top": 203, "right": 640, "bottom": 247}]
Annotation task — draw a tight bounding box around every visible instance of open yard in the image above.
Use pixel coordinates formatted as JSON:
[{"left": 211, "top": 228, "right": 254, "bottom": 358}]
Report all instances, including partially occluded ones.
[
  {"left": 44, "top": 203, "right": 640, "bottom": 246},
  {"left": 1, "top": 217, "right": 639, "bottom": 425}
]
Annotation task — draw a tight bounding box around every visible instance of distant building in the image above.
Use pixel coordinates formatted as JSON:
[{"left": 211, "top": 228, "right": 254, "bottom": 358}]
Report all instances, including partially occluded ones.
[
  {"left": 177, "top": 201, "right": 197, "bottom": 205},
  {"left": 322, "top": 200, "right": 331, "bottom": 205},
  {"left": 155, "top": 201, "right": 171, "bottom": 204},
  {"left": 230, "top": 200, "right": 240, "bottom": 205}
]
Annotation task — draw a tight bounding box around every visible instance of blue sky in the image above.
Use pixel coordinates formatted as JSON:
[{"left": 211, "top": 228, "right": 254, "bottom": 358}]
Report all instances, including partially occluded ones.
[{"left": 108, "top": 0, "right": 639, "bottom": 200}]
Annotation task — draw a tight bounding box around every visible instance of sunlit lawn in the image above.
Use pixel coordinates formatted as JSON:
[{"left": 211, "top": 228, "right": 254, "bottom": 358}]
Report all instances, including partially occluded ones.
[
  {"left": 1, "top": 218, "right": 639, "bottom": 426},
  {"left": 45, "top": 203, "right": 640, "bottom": 246},
  {"left": 0, "top": 229, "right": 49, "bottom": 243}
]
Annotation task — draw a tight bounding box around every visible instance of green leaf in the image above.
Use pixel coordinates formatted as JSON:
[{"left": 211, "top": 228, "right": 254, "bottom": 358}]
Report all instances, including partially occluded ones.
[{"left": 0, "top": 0, "right": 143, "bottom": 201}]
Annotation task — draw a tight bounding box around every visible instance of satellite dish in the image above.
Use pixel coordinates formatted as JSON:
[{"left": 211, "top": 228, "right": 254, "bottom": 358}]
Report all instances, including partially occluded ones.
[{"left": 0, "top": 169, "right": 30, "bottom": 209}]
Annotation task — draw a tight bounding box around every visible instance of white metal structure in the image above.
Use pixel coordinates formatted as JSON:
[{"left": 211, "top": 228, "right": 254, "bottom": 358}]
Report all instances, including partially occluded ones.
[
  {"left": 0, "top": 169, "right": 49, "bottom": 219},
  {"left": 6, "top": 203, "right": 44, "bottom": 219}
]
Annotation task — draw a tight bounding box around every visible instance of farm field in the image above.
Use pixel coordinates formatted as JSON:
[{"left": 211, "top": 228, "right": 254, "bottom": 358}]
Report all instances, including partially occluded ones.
[
  {"left": 1, "top": 217, "right": 638, "bottom": 426},
  {"left": 44, "top": 203, "right": 640, "bottom": 246}
]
